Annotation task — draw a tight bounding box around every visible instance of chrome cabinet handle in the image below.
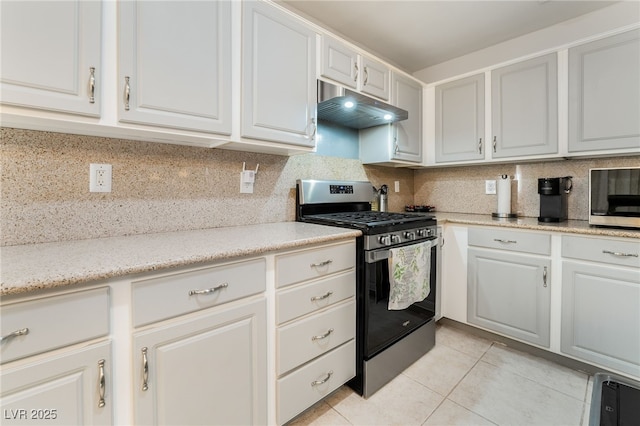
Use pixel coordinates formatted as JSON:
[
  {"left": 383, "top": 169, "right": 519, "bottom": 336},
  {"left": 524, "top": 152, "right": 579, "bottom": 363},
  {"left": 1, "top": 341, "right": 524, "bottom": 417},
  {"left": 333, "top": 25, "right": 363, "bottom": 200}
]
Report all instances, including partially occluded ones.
[
  {"left": 354, "top": 63, "right": 359, "bottom": 82},
  {"left": 311, "top": 371, "right": 333, "bottom": 387},
  {"left": 189, "top": 282, "right": 228, "bottom": 296},
  {"left": 98, "top": 359, "right": 106, "bottom": 408},
  {"left": 310, "top": 291, "right": 333, "bottom": 302},
  {"left": 493, "top": 136, "right": 497, "bottom": 153},
  {"left": 310, "top": 259, "right": 332, "bottom": 268},
  {"left": 89, "top": 67, "right": 96, "bottom": 104},
  {"left": 603, "top": 250, "right": 638, "bottom": 258},
  {"left": 311, "top": 328, "right": 334, "bottom": 341},
  {"left": 124, "top": 76, "right": 130, "bottom": 111},
  {"left": 543, "top": 266, "right": 548, "bottom": 288},
  {"left": 478, "top": 138, "right": 482, "bottom": 154},
  {"left": 306, "top": 117, "right": 317, "bottom": 140},
  {"left": 0, "top": 327, "right": 29, "bottom": 343},
  {"left": 363, "top": 66, "right": 369, "bottom": 85},
  {"left": 494, "top": 239, "right": 517, "bottom": 244},
  {"left": 394, "top": 138, "right": 399, "bottom": 154},
  {"left": 141, "top": 347, "right": 149, "bottom": 391}
]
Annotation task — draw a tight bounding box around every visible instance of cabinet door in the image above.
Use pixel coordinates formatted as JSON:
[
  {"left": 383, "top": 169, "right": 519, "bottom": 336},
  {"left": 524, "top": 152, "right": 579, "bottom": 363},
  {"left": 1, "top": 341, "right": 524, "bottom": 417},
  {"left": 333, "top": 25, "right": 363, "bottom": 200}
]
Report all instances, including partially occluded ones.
[
  {"left": 561, "top": 261, "right": 640, "bottom": 377},
  {"left": 568, "top": 29, "right": 640, "bottom": 153},
  {"left": 320, "top": 36, "right": 358, "bottom": 89},
  {"left": 0, "top": 1, "right": 101, "bottom": 116},
  {"left": 391, "top": 73, "right": 423, "bottom": 162},
  {"left": 0, "top": 342, "right": 112, "bottom": 426},
  {"left": 435, "top": 74, "right": 485, "bottom": 163},
  {"left": 491, "top": 53, "right": 558, "bottom": 158},
  {"left": 468, "top": 248, "right": 551, "bottom": 347},
  {"left": 242, "top": 1, "right": 316, "bottom": 147},
  {"left": 360, "top": 56, "right": 390, "bottom": 101},
  {"left": 118, "top": 1, "right": 231, "bottom": 134},
  {"left": 133, "top": 298, "right": 267, "bottom": 425}
]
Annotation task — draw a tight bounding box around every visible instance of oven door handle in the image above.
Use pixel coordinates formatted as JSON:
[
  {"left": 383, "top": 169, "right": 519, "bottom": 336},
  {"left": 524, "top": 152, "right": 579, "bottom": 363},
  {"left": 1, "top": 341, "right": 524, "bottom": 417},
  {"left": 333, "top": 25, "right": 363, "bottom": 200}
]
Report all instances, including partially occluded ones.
[{"left": 366, "top": 249, "right": 390, "bottom": 263}]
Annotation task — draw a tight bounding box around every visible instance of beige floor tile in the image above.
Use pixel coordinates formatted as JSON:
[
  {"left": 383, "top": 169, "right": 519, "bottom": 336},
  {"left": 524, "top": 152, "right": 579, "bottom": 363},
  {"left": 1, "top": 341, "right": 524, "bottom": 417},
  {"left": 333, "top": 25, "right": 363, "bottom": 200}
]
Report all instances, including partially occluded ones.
[
  {"left": 325, "top": 376, "right": 443, "bottom": 426},
  {"left": 436, "top": 324, "right": 493, "bottom": 360},
  {"left": 403, "top": 344, "right": 478, "bottom": 396},
  {"left": 287, "top": 400, "right": 351, "bottom": 426},
  {"left": 424, "top": 399, "right": 497, "bottom": 426},
  {"left": 481, "top": 344, "right": 589, "bottom": 400},
  {"left": 449, "top": 361, "right": 584, "bottom": 426}
]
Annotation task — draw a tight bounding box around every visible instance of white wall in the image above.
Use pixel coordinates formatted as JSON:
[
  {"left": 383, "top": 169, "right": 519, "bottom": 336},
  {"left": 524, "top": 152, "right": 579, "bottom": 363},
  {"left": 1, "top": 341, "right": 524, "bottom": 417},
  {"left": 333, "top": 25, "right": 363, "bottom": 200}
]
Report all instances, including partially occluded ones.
[{"left": 413, "top": 1, "right": 640, "bottom": 84}]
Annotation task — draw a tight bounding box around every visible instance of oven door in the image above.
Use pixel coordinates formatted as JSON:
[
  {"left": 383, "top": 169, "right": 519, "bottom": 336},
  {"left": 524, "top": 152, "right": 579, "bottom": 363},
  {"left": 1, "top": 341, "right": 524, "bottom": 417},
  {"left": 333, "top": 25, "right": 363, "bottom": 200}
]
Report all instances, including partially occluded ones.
[{"left": 363, "top": 238, "right": 437, "bottom": 359}]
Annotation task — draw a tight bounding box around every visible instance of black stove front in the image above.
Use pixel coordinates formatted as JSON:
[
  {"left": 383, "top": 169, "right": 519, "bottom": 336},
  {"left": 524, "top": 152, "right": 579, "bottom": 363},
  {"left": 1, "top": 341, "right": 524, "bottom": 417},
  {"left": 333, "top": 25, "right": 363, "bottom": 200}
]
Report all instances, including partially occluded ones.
[{"left": 296, "top": 179, "right": 438, "bottom": 398}]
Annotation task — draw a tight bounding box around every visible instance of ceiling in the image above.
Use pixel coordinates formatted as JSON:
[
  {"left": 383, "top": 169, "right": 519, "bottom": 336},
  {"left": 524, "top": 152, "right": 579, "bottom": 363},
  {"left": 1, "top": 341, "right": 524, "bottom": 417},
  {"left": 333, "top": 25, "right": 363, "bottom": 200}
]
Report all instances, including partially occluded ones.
[{"left": 279, "top": 0, "right": 620, "bottom": 73}]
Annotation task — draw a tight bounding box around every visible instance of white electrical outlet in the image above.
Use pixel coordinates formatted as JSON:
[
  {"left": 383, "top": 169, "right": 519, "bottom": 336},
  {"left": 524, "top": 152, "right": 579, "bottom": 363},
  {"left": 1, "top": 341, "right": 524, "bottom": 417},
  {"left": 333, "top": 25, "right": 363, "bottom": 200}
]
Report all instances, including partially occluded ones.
[
  {"left": 485, "top": 180, "right": 496, "bottom": 195},
  {"left": 240, "top": 170, "right": 255, "bottom": 194},
  {"left": 394, "top": 181, "right": 400, "bottom": 193},
  {"left": 90, "top": 164, "right": 112, "bottom": 192}
]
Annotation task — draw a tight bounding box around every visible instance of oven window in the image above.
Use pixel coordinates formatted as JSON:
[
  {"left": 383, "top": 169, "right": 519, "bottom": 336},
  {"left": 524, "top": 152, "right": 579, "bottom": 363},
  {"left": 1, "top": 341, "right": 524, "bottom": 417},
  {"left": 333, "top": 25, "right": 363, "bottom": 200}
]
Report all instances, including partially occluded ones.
[{"left": 364, "top": 243, "right": 436, "bottom": 358}]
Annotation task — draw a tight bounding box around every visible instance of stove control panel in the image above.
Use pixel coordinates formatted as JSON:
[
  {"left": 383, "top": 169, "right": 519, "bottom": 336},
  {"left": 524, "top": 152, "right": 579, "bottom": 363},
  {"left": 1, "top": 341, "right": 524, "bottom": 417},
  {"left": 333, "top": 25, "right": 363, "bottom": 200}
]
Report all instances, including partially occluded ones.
[{"left": 366, "top": 226, "right": 437, "bottom": 250}]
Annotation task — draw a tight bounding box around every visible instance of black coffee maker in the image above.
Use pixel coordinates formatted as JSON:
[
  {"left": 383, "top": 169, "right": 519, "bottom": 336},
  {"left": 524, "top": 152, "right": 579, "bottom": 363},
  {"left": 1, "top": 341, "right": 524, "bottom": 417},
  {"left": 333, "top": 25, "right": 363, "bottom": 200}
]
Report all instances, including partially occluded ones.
[{"left": 538, "top": 176, "right": 573, "bottom": 222}]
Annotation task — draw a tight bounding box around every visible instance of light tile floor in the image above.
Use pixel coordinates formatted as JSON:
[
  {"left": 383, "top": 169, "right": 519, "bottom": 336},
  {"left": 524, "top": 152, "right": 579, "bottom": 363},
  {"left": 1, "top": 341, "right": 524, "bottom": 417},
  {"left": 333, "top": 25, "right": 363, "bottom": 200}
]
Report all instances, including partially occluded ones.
[{"left": 289, "top": 322, "right": 593, "bottom": 425}]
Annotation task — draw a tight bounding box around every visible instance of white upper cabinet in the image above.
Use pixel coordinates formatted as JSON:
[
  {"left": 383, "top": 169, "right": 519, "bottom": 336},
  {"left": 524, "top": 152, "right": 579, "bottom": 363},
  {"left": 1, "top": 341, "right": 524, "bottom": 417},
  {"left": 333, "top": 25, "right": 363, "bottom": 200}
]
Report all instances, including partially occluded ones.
[
  {"left": 568, "top": 29, "right": 640, "bottom": 154},
  {"left": 118, "top": 1, "right": 232, "bottom": 134},
  {"left": 0, "top": 0, "right": 101, "bottom": 116},
  {"left": 491, "top": 53, "right": 558, "bottom": 158},
  {"left": 320, "top": 35, "right": 390, "bottom": 101},
  {"left": 434, "top": 73, "right": 485, "bottom": 163},
  {"left": 391, "top": 72, "right": 423, "bottom": 162},
  {"left": 242, "top": 1, "right": 317, "bottom": 147}
]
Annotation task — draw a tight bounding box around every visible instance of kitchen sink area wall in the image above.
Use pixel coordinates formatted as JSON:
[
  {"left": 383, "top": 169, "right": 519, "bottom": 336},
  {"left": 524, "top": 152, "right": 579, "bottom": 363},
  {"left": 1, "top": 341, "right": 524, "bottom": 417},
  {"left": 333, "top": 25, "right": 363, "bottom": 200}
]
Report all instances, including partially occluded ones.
[
  {"left": 0, "top": 127, "right": 414, "bottom": 246},
  {"left": 414, "top": 155, "right": 640, "bottom": 220}
]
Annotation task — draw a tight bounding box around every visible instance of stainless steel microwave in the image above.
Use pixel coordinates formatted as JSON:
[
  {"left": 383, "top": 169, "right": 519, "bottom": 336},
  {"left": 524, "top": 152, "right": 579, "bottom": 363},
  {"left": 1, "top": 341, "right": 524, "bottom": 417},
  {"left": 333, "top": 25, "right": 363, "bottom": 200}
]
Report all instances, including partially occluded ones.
[{"left": 589, "top": 167, "right": 640, "bottom": 228}]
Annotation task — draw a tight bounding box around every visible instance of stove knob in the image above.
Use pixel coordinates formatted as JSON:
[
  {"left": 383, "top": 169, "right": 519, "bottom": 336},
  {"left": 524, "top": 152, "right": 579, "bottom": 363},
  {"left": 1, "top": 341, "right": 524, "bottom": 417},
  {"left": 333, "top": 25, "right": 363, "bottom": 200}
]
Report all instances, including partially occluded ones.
[
  {"left": 379, "top": 235, "right": 392, "bottom": 246},
  {"left": 391, "top": 234, "right": 400, "bottom": 244},
  {"left": 404, "top": 231, "right": 416, "bottom": 240},
  {"left": 417, "top": 228, "right": 432, "bottom": 237}
]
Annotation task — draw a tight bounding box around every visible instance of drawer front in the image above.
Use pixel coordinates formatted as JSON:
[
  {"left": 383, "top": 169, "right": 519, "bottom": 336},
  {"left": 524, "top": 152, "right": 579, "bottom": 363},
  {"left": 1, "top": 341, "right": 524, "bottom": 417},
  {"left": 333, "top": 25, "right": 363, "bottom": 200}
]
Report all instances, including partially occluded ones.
[
  {"left": 277, "top": 299, "right": 355, "bottom": 375},
  {"left": 468, "top": 227, "right": 551, "bottom": 255},
  {"left": 275, "top": 241, "right": 356, "bottom": 288},
  {"left": 1, "top": 287, "right": 109, "bottom": 364},
  {"left": 563, "top": 235, "right": 640, "bottom": 268},
  {"left": 277, "top": 339, "right": 355, "bottom": 425},
  {"left": 132, "top": 258, "right": 266, "bottom": 327},
  {"left": 276, "top": 270, "right": 355, "bottom": 325}
]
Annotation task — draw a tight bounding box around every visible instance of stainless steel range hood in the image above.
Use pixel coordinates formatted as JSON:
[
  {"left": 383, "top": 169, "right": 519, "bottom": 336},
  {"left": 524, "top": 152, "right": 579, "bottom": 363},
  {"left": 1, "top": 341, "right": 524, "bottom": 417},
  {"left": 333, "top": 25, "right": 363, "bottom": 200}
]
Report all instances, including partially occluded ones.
[{"left": 317, "top": 80, "right": 408, "bottom": 130}]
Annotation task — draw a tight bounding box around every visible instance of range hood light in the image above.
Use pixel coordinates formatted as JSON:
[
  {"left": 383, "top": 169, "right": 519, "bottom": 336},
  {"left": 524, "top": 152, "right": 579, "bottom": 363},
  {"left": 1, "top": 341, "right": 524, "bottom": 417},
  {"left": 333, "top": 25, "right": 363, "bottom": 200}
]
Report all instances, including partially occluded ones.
[
  {"left": 344, "top": 100, "right": 355, "bottom": 109},
  {"left": 383, "top": 113, "right": 393, "bottom": 120}
]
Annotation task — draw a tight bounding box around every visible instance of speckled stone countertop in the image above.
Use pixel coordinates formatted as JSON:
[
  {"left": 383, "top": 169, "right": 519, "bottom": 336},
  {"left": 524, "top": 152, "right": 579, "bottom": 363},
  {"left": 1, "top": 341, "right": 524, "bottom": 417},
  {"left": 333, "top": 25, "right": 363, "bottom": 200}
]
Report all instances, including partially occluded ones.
[
  {"left": 0, "top": 222, "right": 361, "bottom": 297},
  {"left": 432, "top": 212, "right": 640, "bottom": 239}
]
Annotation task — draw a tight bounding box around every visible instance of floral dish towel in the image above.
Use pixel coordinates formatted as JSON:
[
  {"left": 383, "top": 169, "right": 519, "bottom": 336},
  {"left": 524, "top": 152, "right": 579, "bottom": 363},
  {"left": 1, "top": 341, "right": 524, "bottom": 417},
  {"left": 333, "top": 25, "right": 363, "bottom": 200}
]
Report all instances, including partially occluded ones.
[{"left": 388, "top": 240, "right": 434, "bottom": 310}]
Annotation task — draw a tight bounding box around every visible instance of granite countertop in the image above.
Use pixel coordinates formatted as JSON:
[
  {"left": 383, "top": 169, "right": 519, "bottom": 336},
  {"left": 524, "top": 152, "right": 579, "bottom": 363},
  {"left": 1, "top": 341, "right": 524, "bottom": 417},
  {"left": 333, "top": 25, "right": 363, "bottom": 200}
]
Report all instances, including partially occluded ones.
[
  {"left": 432, "top": 212, "right": 640, "bottom": 239},
  {"left": 0, "top": 222, "right": 361, "bottom": 297}
]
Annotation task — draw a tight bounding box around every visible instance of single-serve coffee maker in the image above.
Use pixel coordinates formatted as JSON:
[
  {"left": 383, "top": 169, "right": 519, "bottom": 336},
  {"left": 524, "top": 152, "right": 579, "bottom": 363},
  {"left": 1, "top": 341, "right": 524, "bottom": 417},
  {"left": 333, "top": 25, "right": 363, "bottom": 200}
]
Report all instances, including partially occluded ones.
[{"left": 538, "top": 176, "right": 573, "bottom": 222}]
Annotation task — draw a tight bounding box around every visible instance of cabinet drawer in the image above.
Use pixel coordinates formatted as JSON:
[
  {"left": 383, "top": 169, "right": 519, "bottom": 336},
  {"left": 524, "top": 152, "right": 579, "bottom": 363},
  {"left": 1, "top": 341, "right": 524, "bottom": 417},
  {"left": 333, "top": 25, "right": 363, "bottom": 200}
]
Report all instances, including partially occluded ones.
[
  {"left": 275, "top": 241, "right": 355, "bottom": 288},
  {"left": 277, "top": 299, "right": 355, "bottom": 375},
  {"left": 468, "top": 227, "right": 550, "bottom": 255},
  {"left": 276, "top": 270, "right": 355, "bottom": 325},
  {"left": 277, "top": 339, "right": 355, "bottom": 425},
  {"left": 132, "top": 258, "right": 265, "bottom": 327},
  {"left": 1, "top": 287, "right": 109, "bottom": 364},
  {"left": 562, "top": 235, "right": 640, "bottom": 268}
]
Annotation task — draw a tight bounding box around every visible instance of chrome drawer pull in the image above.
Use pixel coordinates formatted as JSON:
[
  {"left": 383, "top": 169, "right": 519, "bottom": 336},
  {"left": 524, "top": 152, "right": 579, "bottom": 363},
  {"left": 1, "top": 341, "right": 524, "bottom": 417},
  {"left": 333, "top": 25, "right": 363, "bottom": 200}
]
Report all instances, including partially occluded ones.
[
  {"left": 311, "top": 370, "right": 333, "bottom": 387},
  {"left": 310, "top": 291, "right": 333, "bottom": 302},
  {"left": 310, "top": 259, "right": 333, "bottom": 268},
  {"left": 141, "top": 347, "right": 149, "bottom": 391},
  {"left": 189, "top": 283, "right": 228, "bottom": 296},
  {"left": 311, "top": 328, "right": 334, "bottom": 341},
  {"left": 0, "top": 327, "right": 29, "bottom": 343},
  {"left": 494, "top": 239, "right": 517, "bottom": 244},
  {"left": 603, "top": 250, "right": 638, "bottom": 258},
  {"left": 98, "top": 359, "right": 106, "bottom": 408}
]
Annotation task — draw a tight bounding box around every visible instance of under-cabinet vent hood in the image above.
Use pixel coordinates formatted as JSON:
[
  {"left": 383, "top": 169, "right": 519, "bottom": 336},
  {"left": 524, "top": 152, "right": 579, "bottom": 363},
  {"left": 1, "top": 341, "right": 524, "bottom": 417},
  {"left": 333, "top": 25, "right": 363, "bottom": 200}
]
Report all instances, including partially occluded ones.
[{"left": 317, "top": 80, "right": 408, "bottom": 129}]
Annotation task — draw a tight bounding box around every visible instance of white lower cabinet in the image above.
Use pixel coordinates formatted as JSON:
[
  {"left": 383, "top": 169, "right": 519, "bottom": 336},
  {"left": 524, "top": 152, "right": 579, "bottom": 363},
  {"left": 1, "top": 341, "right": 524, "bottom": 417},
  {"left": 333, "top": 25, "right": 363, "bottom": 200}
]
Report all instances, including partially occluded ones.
[
  {"left": 561, "top": 235, "right": 640, "bottom": 378},
  {"left": 467, "top": 228, "right": 551, "bottom": 347},
  {"left": 132, "top": 298, "right": 267, "bottom": 425},
  {"left": 275, "top": 242, "right": 356, "bottom": 424}
]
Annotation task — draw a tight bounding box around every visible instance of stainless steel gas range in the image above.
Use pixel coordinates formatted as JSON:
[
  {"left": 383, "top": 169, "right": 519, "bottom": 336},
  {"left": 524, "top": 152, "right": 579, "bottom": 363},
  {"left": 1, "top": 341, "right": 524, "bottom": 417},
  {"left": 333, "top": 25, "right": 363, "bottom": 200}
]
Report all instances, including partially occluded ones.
[{"left": 296, "top": 179, "right": 437, "bottom": 398}]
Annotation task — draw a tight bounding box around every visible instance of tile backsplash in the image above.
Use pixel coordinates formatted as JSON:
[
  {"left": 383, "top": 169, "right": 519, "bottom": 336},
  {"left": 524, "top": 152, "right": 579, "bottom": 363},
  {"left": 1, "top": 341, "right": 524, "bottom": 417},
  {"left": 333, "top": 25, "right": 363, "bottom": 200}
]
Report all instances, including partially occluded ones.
[
  {"left": 0, "top": 128, "right": 413, "bottom": 246},
  {"left": 414, "top": 156, "right": 640, "bottom": 219}
]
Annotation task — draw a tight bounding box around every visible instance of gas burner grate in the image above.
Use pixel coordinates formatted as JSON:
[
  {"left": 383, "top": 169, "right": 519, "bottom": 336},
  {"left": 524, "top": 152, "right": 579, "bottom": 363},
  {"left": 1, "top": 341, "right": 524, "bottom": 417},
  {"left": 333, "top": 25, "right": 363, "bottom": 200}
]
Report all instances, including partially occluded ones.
[{"left": 306, "top": 211, "right": 434, "bottom": 228}]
